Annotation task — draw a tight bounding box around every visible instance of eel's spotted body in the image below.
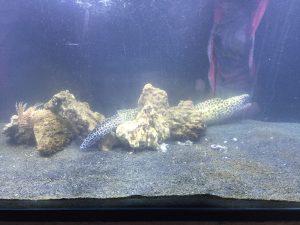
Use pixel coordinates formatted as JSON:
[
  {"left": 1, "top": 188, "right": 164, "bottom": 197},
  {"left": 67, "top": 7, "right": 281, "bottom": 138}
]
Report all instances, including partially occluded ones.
[
  {"left": 195, "top": 94, "right": 251, "bottom": 124},
  {"left": 80, "top": 108, "right": 138, "bottom": 150},
  {"left": 80, "top": 94, "right": 251, "bottom": 149}
]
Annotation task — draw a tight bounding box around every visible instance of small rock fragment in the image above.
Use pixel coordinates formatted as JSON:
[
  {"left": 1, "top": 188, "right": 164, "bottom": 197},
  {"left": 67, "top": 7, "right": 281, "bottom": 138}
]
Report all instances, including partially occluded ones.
[
  {"left": 159, "top": 143, "right": 169, "bottom": 152},
  {"left": 177, "top": 140, "right": 193, "bottom": 146},
  {"left": 210, "top": 144, "right": 228, "bottom": 151}
]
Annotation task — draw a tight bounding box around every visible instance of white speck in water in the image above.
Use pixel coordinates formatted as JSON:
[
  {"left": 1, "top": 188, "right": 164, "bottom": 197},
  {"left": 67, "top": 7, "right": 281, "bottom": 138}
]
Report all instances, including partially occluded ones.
[
  {"left": 99, "top": 0, "right": 111, "bottom": 7},
  {"left": 128, "top": 151, "right": 133, "bottom": 155},
  {"left": 270, "top": 136, "right": 274, "bottom": 140},
  {"left": 65, "top": 42, "right": 79, "bottom": 46},
  {"left": 232, "top": 138, "right": 238, "bottom": 142},
  {"left": 223, "top": 140, "right": 228, "bottom": 144}
]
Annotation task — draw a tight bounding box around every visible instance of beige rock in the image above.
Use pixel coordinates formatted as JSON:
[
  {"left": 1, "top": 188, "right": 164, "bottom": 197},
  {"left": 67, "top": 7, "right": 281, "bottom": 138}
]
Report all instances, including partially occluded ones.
[
  {"left": 116, "top": 84, "right": 170, "bottom": 149},
  {"left": 33, "top": 109, "right": 72, "bottom": 154},
  {"left": 138, "top": 83, "right": 169, "bottom": 109},
  {"left": 167, "top": 100, "right": 206, "bottom": 141},
  {"left": 44, "top": 90, "right": 105, "bottom": 138}
]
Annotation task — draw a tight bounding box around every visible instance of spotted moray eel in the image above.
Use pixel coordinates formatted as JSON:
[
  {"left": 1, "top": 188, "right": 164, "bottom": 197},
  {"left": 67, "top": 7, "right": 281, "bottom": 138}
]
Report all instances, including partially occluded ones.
[
  {"left": 80, "top": 94, "right": 251, "bottom": 149},
  {"left": 194, "top": 94, "right": 251, "bottom": 125}
]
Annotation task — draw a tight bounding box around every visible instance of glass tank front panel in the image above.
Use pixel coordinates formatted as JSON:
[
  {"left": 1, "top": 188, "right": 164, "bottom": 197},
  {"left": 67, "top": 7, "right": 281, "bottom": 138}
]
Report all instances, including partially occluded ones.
[{"left": 0, "top": 0, "right": 299, "bottom": 208}]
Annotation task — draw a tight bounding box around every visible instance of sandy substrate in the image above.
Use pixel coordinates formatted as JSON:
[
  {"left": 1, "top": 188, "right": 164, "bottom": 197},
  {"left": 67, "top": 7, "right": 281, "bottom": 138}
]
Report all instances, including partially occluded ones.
[{"left": 0, "top": 120, "right": 299, "bottom": 207}]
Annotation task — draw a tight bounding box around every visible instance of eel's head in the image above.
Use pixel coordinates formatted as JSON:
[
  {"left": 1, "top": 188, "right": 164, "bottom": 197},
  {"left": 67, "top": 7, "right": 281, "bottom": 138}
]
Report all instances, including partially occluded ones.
[{"left": 224, "top": 93, "right": 256, "bottom": 118}]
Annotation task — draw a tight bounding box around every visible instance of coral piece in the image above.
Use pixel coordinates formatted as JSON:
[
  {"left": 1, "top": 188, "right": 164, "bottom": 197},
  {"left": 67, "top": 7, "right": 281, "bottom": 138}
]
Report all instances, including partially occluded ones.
[
  {"left": 195, "top": 94, "right": 251, "bottom": 124},
  {"left": 33, "top": 109, "right": 72, "bottom": 154},
  {"left": 2, "top": 103, "right": 37, "bottom": 145},
  {"left": 167, "top": 100, "right": 206, "bottom": 141},
  {"left": 44, "top": 90, "right": 105, "bottom": 138},
  {"left": 116, "top": 84, "right": 170, "bottom": 149}
]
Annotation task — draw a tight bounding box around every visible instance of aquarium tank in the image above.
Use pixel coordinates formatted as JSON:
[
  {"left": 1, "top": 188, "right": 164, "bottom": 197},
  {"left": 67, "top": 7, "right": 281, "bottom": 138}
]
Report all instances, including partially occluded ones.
[{"left": 0, "top": 0, "right": 299, "bottom": 210}]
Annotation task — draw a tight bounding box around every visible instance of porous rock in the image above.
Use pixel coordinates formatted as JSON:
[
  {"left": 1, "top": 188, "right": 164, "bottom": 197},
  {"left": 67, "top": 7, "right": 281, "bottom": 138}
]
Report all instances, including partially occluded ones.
[
  {"left": 44, "top": 90, "right": 105, "bottom": 138},
  {"left": 33, "top": 109, "right": 72, "bottom": 154},
  {"left": 167, "top": 100, "right": 206, "bottom": 141},
  {"left": 2, "top": 105, "right": 36, "bottom": 145},
  {"left": 116, "top": 84, "right": 170, "bottom": 149}
]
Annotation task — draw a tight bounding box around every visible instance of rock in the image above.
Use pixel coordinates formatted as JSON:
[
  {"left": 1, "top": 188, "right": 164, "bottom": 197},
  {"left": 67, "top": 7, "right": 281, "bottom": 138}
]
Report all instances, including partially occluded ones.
[
  {"left": 116, "top": 84, "right": 170, "bottom": 149},
  {"left": 44, "top": 90, "right": 105, "bottom": 138},
  {"left": 3, "top": 91, "right": 105, "bottom": 154},
  {"left": 2, "top": 103, "right": 36, "bottom": 145},
  {"left": 33, "top": 109, "right": 72, "bottom": 154},
  {"left": 2, "top": 102, "right": 72, "bottom": 153},
  {"left": 137, "top": 83, "right": 169, "bottom": 109},
  {"left": 167, "top": 100, "right": 206, "bottom": 141}
]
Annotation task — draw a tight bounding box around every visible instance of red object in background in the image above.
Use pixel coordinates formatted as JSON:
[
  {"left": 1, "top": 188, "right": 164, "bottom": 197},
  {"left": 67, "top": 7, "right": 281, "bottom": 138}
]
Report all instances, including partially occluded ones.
[{"left": 208, "top": 0, "right": 269, "bottom": 96}]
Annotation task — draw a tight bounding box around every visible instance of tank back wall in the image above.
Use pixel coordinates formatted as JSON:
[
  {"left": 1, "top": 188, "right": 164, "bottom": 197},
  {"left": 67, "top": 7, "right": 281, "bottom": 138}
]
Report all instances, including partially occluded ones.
[
  {"left": 254, "top": 0, "right": 300, "bottom": 122},
  {"left": 0, "top": 0, "right": 213, "bottom": 119},
  {"left": 1, "top": 0, "right": 299, "bottom": 121}
]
